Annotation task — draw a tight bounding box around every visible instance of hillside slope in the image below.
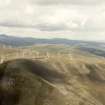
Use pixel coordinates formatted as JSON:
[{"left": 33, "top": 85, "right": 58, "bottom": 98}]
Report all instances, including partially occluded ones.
[
  {"left": 0, "top": 54, "right": 105, "bottom": 105},
  {"left": 0, "top": 59, "right": 65, "bottom": 105}
]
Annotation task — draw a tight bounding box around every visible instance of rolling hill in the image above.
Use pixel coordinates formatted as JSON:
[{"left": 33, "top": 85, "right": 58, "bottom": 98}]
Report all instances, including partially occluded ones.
[
  {"left": 0, "top": 34, "right": 105, "bottom": 58},
  {"left": 0, "top": 35, "right": 105, "bottom": 105},
  {"left": 0, "top": 53, "right": 105, "bottom": 105}
]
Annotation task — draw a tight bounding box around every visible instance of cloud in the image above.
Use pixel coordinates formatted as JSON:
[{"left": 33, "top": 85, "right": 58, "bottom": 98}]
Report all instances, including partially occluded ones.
[
  {"left": 35, "top": 23, "right": 69, "bottom": 31},
  {"left": 0, "top": 0, "right": 11, "bottom": 7},
  {"left": 31, "top": 0, "right": 105, "bottom": 5},
  {"left": 0, "top": 0, "right": 105, "bottom": 41}
]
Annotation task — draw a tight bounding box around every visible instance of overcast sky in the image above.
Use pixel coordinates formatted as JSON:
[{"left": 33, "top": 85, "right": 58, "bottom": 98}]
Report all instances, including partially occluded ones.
[{"left": 0, "top": 0, "right": 105, "bottom": 41}]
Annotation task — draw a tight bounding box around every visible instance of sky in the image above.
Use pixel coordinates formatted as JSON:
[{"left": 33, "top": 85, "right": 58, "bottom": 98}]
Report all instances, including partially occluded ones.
[{"left": 0, "top": 0, "right": 105, "bottom": 41}]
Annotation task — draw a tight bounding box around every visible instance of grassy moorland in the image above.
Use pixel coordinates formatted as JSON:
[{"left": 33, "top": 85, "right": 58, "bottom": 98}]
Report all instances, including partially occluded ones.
[{"left": 0, "top": 44, "right": 105, "bottom": 105}]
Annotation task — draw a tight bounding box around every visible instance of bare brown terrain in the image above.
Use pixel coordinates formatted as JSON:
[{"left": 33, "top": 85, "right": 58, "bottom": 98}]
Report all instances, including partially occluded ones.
[{"left": 0, "top": 44, "right": 105, "bottom": 105}]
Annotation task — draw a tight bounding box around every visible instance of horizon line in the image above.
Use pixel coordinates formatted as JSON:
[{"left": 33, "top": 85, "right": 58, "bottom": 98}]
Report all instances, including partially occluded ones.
[{"left": 0, "top": 34, "right": 105, "bottom": 43}]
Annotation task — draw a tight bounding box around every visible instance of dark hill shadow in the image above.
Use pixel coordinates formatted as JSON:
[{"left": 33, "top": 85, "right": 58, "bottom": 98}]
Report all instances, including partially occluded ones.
[
  {"left": 0, "top": 59, "right": 65, "bottom": 105},
  {"left": 1, "top": 59, "right": 64, "bottom": 83}
]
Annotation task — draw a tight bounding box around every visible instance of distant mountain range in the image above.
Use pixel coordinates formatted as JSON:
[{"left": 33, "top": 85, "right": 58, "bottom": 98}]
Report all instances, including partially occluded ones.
[
  {"left": 0, "top": 34, "right": 104, "bottom": 47},
  {"left": 1, "top": 34, "right": 105, "bottom": 57}
]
